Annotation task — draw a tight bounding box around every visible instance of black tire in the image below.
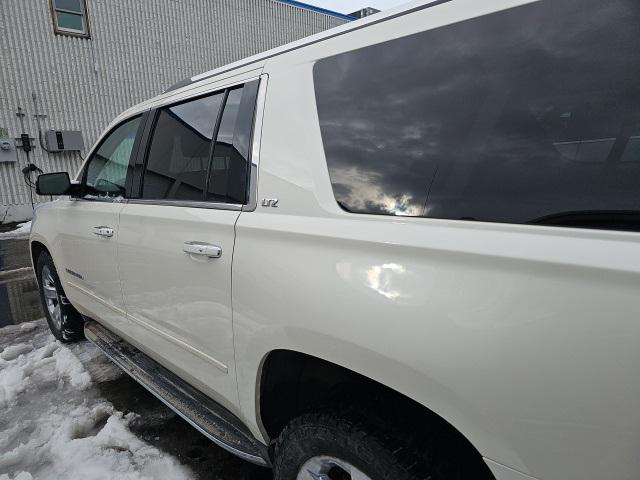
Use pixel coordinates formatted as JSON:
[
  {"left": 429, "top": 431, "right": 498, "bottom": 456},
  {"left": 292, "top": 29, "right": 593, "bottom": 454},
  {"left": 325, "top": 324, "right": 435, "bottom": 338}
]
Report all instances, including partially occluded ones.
[
  {"left": 274, "top": 412, "right": 429, "bottom": 480},
  {"left": 273, "top": 408, "right": 493, "bottom": 480},
  {"left": 36, "top": 251, "right": 84, "bottom": 343}
]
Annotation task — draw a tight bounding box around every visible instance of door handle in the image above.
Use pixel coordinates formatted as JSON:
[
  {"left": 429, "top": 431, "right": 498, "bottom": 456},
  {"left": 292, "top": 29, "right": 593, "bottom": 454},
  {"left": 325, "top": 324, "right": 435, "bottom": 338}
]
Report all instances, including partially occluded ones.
[
  {"left": 93, "top": 226, "right": 114, "bottom": 238},
  {"left": 183, "top": 241, "right": 222, "bottom": 258}
]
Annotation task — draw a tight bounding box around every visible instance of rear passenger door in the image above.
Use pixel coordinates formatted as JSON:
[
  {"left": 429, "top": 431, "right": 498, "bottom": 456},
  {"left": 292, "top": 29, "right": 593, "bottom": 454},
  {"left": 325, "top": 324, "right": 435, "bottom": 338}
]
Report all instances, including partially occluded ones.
[{"left": 117, "top": 80, "right": 260, "bottom": 409}]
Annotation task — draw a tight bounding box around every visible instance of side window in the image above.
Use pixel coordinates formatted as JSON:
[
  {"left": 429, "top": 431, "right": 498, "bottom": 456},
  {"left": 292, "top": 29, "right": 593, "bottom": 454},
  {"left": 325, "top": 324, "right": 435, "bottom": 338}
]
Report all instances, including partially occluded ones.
[
  {"left": 314, "top": 0, "right": 640, "bottom": 231},
  {"left": 141, "top": 80, "right": 259, "bottom": 204},
  {"left": 84, "top": 116, "right": 141, "bottom": 198},
  {"left": 207, "top": 81, "right": 259, "bottom": 203},
  {"left": 141, "top": 93, "right": 224, "bottom": 202}
]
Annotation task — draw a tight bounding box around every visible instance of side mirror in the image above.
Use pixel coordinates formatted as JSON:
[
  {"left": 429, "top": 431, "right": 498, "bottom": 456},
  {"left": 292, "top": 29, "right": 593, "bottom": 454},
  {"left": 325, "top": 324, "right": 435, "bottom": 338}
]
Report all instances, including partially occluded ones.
[{"left": 36, "top": 172, "right": 79, "bottom": 196}]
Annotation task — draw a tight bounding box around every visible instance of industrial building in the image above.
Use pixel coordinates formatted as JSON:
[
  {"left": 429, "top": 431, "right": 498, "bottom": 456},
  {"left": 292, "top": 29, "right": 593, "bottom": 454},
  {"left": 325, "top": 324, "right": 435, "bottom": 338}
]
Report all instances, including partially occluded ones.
[{"left": 0, "top": 0, "right": 350, "bottom": 224}]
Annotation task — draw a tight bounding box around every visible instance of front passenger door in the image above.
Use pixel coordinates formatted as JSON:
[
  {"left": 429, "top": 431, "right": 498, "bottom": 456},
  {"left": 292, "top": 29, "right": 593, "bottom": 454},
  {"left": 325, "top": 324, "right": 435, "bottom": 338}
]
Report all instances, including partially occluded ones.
[{"left": 57, "top": 115, "right": 144, "bottom": 334}]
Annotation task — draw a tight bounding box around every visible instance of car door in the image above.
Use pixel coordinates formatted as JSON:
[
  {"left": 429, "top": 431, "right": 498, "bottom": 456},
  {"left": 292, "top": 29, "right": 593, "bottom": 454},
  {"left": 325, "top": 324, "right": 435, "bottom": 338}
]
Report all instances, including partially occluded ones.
[
  {"left": 57, "top": 114, "right": 145, "bottom": 333},
  {"left": 117, "top": 80, "right": 260, "bottom": 410}
]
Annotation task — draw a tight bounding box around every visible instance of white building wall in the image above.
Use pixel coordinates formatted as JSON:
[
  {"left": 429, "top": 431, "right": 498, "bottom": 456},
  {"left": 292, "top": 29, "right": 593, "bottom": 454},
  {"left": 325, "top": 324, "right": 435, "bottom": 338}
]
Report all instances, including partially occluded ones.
[{"left": 0, "top": 0, "right": 346, "bottom": 223}]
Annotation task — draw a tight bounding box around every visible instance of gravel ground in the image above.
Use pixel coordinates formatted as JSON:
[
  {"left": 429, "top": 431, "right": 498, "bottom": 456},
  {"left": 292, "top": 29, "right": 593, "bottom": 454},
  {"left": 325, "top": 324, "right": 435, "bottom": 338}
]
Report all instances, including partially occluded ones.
[{"left": 0, "top": 234, "right": 272, "bottom": 480}]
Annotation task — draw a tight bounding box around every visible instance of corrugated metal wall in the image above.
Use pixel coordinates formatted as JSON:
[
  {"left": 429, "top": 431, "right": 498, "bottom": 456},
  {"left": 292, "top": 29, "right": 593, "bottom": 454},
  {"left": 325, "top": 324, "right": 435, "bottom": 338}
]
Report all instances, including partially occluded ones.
[
  {"left": 3, "top": 277, "right": 42, "bottom": 325},
  {"left": 0, "top": 0, "right": 346, "bottom": 223}
]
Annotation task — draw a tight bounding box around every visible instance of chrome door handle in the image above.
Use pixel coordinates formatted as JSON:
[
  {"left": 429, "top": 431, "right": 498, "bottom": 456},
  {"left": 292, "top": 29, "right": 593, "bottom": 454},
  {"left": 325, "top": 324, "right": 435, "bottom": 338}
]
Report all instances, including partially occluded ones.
[
  {"left": 183, "top": 241, "right": 222, "bottom": 258},
  {"left": 93, "top": 226, "right": 114, "bottom": 238}
]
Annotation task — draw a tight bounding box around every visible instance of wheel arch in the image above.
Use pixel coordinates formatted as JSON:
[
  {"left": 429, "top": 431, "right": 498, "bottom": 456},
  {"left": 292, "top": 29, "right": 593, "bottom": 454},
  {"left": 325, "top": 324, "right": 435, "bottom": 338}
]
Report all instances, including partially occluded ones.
[
  {"left": 257, "top": 347, "right": 497, "bottom": 478},
  {"left": 30, "top": 239, "right": 50, "bottom": 272}
]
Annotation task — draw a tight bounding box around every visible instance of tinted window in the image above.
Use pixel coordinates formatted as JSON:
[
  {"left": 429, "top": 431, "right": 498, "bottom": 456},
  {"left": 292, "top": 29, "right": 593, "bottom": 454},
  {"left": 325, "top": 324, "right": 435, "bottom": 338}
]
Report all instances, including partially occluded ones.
[
  {"left": 207, "top": 81, "right": 259, "bottom": 203},
  {"left": 142, "top": 93, "right": 224, "bottom": 201},
  {"left": 314, "top": 0, "right": 640, "bottom": 231},
  {"left": 84, "top": 116, "right": 141, "bottom": 198}
]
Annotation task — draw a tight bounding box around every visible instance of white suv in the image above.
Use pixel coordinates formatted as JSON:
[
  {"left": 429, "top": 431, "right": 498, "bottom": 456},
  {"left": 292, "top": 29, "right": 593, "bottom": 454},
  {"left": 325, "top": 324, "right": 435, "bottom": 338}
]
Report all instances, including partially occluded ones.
[{"left": 30, "top": 0, "right": 640, "bottom": 479}]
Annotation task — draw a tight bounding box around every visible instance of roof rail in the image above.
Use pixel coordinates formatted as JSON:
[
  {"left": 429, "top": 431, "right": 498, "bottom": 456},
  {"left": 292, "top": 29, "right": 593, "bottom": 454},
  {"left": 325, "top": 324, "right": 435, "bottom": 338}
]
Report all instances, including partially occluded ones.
[{"left": 164, "top": 0, "right": 452, "bottom": 94}]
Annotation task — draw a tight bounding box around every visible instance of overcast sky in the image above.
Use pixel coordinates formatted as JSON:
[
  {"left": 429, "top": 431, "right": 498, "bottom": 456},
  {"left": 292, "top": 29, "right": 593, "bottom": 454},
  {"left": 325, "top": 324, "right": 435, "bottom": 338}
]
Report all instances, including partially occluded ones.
[{"left": 305, "top": 0, "right": 411, "bottom": 14}]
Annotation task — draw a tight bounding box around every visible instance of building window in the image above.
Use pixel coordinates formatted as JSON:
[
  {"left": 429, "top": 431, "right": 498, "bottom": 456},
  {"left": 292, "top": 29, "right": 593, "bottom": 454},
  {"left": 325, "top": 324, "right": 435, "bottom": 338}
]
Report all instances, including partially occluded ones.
[{"left": 50, "top": 0, "right": 90, "bottom": 37}]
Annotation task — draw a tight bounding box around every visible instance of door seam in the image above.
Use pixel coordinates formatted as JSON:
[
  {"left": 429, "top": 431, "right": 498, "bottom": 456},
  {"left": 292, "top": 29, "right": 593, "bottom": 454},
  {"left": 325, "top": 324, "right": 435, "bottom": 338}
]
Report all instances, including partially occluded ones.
[{"left": 231, "top": 211, "right": 243, "bottom": 409}]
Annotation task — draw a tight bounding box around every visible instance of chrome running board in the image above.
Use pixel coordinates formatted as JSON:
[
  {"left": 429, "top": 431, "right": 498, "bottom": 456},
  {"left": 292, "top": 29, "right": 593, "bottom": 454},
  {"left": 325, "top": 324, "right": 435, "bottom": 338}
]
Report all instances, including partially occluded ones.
[{"left": 84, "top": 320, "right": 270, "bottom": 466}]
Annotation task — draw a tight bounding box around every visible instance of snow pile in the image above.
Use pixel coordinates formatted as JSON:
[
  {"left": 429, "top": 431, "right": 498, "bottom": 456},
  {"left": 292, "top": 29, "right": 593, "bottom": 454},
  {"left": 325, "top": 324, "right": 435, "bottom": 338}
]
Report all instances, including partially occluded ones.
[
  {"left": 0, "top": 222, "right": 31, "bottom": 240},
  {"left": 53, "top": 346, "right": 92, "bottom": 390},
  {"left": 0, "top": 320, "right": 193, "bottom": 480},
  {"left": 0, "top": 344, "right": 32, "bottom": 361},
  {"left": 0, "top": 404, "right": 192, "bottom": 479},
  {"left": 0, "top": 332, "right": 86, "bottom": 408}
]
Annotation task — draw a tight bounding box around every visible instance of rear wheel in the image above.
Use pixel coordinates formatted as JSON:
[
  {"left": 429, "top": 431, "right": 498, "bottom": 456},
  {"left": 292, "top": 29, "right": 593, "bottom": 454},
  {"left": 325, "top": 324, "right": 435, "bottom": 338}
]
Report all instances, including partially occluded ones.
[
  {"left": 274, "top": 412, "right": 427, "bottom": 480},
  {"left": 37, "top": 251, "right": 84, "bottom": 342},
  {"left": 274, "top": 402, "right": 494, "bottom": 480},
  {"left": 296, "top": 456, "right": 373, "bottom": 480}
]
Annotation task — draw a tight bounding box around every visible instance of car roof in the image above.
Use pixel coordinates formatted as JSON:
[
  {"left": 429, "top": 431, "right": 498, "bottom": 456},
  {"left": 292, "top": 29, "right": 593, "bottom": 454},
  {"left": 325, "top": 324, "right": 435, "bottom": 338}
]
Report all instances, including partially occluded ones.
[
  {"left": 166, "top": 0, "right": 451, "bottom": 91},
  {"left": 115, "top": 0, "right": 450, "bottom": 121}
]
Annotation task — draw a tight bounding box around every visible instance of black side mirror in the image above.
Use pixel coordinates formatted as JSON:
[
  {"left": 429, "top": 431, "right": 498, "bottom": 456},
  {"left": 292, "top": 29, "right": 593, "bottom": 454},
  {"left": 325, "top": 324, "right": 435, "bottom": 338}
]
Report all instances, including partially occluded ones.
[{"left": 36, "top": 172, "right": 79, "bottom": 196}]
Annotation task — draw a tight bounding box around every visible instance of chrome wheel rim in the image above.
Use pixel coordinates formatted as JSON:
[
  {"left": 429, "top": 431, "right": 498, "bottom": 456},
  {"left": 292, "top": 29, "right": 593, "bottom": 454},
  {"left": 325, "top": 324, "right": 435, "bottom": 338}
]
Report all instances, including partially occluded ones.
[
  {"left": 296, "top": 456, "right": 372, "bottom": 480},
  {"left": 41, "top": 265, "right": 62, "bottom": 331}
]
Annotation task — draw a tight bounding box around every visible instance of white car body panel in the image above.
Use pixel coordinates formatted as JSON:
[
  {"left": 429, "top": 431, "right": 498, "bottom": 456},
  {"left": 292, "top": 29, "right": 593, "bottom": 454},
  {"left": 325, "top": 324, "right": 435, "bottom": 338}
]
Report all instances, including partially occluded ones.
[
  {"left": 48, "top": 200, "right": 129, "bottom": 330},
  {"left": 29, "top": 0, "right": 640, "bottom": 479},
  {"left": 234, "top": 210, "right": 640, "bottom": 480},
  {"left": 117, "top": 203, "right": 241, "bottom": 412}
]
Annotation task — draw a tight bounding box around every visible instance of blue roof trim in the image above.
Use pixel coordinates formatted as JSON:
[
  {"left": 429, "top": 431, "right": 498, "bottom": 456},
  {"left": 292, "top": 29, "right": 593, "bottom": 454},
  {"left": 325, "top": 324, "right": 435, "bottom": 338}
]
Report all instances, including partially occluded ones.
[{"left": 275, "top": 0, "right": 356, "bottom": 21}]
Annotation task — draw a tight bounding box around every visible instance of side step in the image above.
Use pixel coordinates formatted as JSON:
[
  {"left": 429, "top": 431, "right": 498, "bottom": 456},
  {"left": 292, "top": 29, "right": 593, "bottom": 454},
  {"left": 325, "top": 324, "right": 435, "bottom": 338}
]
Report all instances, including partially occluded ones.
[{"left": 84, "top": 320, "right": 271, "bottom": 466}]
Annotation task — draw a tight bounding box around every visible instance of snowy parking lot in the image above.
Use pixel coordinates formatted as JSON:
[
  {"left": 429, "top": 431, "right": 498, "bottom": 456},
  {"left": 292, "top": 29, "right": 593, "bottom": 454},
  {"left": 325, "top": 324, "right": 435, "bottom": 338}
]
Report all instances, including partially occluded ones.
[
  {"left": 0, "top": 319, "right": 192, "bottom": 479},
  {"left": 0, "top": 233, "right": 271, "bottom": 480}
]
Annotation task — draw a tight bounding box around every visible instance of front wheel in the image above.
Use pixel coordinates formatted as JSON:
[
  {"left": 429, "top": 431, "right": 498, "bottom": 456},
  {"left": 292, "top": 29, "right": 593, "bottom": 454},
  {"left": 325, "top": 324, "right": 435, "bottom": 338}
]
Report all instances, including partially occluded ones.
[{"left": 37, "top": 251, "right": 84, "bottom": 342}]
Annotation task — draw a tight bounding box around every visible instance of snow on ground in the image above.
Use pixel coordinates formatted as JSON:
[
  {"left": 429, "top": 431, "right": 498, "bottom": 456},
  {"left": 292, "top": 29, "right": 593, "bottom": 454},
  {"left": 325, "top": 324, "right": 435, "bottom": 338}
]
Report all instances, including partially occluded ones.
[
  {"left": 0, "top": 319, "right": 194, "bottom": 480},
  {"left": 0, "top": 222, "right": 31, "bottom": 240}
]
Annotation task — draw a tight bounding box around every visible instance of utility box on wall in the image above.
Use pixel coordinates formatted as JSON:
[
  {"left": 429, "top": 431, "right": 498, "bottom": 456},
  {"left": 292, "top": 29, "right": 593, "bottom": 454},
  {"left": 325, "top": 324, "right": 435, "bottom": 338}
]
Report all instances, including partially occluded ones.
[
  {"left": 0, "top": 137, "right": 17, "bottom": 163},
  {"left": 44, "top": 130, "right": 84, "bottom": 152}
]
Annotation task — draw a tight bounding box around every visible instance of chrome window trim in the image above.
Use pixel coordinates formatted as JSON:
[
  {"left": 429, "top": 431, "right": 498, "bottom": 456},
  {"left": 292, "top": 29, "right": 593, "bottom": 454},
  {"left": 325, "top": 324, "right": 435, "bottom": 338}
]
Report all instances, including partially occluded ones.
[
  {"left": 127, "top": 199, "right": 242, "bottom": 211},
  {"left": 243, "top": 73, "right": 269, "bottom": 212},
  {"left": 73, "top": 198, "right": 242, "bottom": 211}
]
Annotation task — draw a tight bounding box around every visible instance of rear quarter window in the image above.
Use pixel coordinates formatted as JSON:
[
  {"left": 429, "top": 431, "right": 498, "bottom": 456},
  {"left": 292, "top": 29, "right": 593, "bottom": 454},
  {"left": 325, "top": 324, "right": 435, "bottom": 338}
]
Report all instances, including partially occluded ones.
[{"left": 313, "top": 0, "right": 640, "bottom": 231}]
